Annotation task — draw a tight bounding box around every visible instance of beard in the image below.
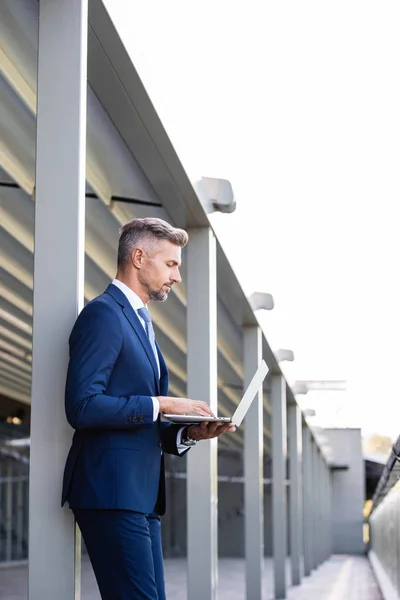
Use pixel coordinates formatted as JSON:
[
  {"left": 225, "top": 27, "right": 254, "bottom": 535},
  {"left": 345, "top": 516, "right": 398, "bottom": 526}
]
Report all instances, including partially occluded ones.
[{"left": 138, "top": 274, "right": 170, "bottom": 302}]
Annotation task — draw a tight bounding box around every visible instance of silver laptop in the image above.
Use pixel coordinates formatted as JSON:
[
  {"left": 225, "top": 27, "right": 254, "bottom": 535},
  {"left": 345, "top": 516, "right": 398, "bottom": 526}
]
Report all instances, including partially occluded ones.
[{"left": 164, "top": 360, "right": 269, "bottom": 427}]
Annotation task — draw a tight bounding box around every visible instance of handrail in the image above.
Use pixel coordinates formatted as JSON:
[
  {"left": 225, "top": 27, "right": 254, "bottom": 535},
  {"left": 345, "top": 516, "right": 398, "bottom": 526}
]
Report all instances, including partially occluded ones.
[{"left": 370, "top": 434, "right": 400, "bottom": 512}]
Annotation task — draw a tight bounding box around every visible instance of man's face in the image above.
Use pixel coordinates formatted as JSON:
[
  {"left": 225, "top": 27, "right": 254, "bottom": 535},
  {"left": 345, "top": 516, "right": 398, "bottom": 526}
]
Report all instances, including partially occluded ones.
[{"left": 137, "top": 239, "right": 182, "bottom": 302}]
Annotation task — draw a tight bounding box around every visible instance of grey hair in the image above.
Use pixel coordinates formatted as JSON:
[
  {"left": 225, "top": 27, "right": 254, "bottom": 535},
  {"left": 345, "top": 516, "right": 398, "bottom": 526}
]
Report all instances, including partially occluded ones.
[{"left": 117, "top": 217, "right": 188, "bottom": 268}]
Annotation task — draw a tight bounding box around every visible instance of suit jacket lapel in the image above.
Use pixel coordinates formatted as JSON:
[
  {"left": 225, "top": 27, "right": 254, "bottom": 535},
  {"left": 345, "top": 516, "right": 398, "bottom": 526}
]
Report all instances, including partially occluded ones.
[
  {"left": 105, "top": 284, "right": 161, "bottom": 393},
  {"left": 157, "top": 341, "right": 169, "bottom": 395}
]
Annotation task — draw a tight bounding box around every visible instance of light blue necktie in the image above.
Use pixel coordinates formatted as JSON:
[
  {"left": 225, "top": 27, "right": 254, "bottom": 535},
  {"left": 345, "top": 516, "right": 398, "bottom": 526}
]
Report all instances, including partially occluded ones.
[{"left": 137, "top": 307, "right": 160, "bottom": 378}]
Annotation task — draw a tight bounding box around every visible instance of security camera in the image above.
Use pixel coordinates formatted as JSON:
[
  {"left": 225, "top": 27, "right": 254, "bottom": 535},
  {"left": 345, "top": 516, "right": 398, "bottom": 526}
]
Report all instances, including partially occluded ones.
[{"left": 195, "top": 177, "right": 236, "bottom": 214}]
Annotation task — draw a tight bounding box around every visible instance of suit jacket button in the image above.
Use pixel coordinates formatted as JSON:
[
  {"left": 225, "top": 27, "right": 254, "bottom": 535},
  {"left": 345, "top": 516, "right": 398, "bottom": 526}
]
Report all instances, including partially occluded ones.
[{"left": 158, "top": 441, "right": 163, "bottom": 449}]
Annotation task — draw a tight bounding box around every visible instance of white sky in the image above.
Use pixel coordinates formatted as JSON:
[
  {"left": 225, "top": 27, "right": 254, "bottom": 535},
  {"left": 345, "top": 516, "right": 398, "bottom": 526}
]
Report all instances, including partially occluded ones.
[{"left": 104, "top": 1, "right": 400, "bottom": 440}]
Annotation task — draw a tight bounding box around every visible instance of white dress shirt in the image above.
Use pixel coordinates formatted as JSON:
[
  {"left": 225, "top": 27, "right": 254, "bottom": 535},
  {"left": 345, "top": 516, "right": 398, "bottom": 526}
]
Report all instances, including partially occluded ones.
[{"left": 112, "top": 279, "right": 187, "bottom": 452}]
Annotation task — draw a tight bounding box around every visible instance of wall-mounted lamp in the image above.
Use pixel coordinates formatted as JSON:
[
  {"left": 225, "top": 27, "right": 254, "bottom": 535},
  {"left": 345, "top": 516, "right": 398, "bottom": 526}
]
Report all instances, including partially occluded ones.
[
  {"left": 303, "top": 408, "right": 316, "bottom": 417},
  {"left": 194, "top": 176, "right": 236, "bottom": 214},
  {"left": 274, "top": 349, "right": 294, "bottom": 363},
  {"left": 249, "top": 292, "right": 274, "bottom": 311},
  {"left": 292, "top": 382, "right": 308, "bottom": 395}
]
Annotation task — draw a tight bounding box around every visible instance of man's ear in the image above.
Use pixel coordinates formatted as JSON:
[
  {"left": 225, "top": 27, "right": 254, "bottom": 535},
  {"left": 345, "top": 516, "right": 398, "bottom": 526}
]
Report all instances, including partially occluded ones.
[{"left": 131, "top": 247, "right": 145, "bottom": 269}]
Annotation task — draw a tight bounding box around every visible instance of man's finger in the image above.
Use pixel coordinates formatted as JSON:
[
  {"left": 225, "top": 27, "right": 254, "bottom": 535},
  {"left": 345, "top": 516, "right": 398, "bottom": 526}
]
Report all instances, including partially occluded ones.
[
  {"left": 207, "top": 422, "right": 221, "bottom": 434},
  {"left": 196, "top": 402, "right": 214, "bottom": 417},
  {"left": 215, "top": 423, "right": 236, "bottom": 436}
]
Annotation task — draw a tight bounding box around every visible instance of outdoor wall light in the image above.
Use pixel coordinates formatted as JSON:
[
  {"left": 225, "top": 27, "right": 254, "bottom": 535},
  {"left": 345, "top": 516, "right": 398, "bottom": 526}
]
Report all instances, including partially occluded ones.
[
  {"left": 194, "top": 176, "right": 236, "bottom": 214},
  {"left": 274, "top": 349, "right": 294, "bottom": 363},
  {"left": 291, "top": 382, "right": 308, "bottom": 395},
  {"left": 249, "top": 292, "right": 274, "bottom": 311},
  {"left": 303, "top": 408, "right": 316, "bottom": 417}
]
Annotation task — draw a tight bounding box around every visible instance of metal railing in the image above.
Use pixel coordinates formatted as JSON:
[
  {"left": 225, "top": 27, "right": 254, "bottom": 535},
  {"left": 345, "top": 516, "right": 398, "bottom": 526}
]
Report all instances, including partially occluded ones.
[
  {"left": 0, "top": 454, "right": 29, "bottom": 564},
  {"left": 368, "top": 434, "right": 400, "bottom": 599}
]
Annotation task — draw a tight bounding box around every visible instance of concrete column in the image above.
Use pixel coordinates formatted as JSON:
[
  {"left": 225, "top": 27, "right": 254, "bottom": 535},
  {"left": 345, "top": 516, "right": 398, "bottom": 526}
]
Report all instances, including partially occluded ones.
[
  {"left": 324, "top": 460, "right": 332, "bottom": 561},
  {"left": 302, "top": 425, "right": 311, "bottom": 576},
  {"left": 317, "top": 452, "right": 324, "bottom": 565},
  {"left": 327, "top": 466, "right": 332, "bottom": 558},
  {"left": 288, "top": 404, "right": 303, "bottom": 586},
  {"left": 322, "top": 457, "right": 328, "bottom": 562},
  {"left": 310, "top": 437, "right": 319, "bottom": 569},
  {"left": 320, "top": 452, "right": 327, "bottom": 563},
  {"left": 29, "top": 1, "right": 87, "bottom": 598},
  {"left": 187, "top": 228, "right": 218, "bottom": 600},
  {"left": 321, "top": 453, "right": 328, "bottom": 562},
  {"left": 311, "top": 443, "right": 320, "bottom": 569},
  {"left": 244, "top": 326, "right": 264, "bottom": 600},
  {"left": 271, "top": 375, "right": 287, "bottom": 599},
  {"left": 318, "top": 456, "right": 324, "bottom": 563}
]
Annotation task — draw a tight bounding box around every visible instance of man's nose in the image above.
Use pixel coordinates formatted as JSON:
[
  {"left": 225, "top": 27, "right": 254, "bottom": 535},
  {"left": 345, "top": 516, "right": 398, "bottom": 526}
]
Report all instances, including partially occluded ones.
[{"left": 172, "top": 268, "right": 182, "bottom": 284}]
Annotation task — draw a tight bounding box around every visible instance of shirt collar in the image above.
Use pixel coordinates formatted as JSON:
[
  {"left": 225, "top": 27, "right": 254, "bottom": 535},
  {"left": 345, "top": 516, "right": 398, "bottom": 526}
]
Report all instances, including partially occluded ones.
[{"left": 112, "top": 279, "right": 146, "bottom": 312}]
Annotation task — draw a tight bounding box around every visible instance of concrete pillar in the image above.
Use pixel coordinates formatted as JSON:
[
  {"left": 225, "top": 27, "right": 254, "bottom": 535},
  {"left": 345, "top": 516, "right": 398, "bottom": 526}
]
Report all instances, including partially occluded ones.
[
  {"left": 327, "top": 466, "right": 332, "bottom": 558},
  {"left": 288, "top": 404, "right": 303, "bottom": 585},
  {"left": 302, "top": 425, "right": 313, "bottom": 576},
  {"left": 311, "top": 443, "right": 320, "bottom": 569},
  {"left": 29, "top": 1, "right": 87, "bottom": 597},
  {"left": 272, "top": 375, "right": 287, "bottom": 599},
  {"left": 321, "top": 454, "right": 327, "bottom": 562},
  {"left": 311, "top": 439, "right": 318, "bottom": 571},
  {"left": 244, "top": 326, "right": 264, "bottom": 599},
  {"left": 323, "top": 459, "right": 332, "bottom": 561},
  {"left": 187, "top": 228, "right": 218, "bottom": 600}
]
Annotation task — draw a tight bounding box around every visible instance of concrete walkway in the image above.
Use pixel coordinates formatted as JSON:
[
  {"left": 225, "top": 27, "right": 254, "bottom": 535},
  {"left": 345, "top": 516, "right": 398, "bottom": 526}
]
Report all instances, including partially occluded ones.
[{"left": 0, "top": 554, "right": 382, "bottom": 599}]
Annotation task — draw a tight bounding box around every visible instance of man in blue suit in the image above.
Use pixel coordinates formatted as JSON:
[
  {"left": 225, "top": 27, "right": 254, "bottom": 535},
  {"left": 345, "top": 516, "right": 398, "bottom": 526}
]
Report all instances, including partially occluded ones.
[{"left": 62, "top": 217, "right": 235, "bottom": 599}]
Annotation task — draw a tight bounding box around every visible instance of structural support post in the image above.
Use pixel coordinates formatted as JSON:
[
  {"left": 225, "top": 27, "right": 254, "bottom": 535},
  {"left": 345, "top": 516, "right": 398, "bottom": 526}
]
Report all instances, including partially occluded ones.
[
  {"left": 318, "top": 455, "right": 323, "bottom": 563},
  {"left": 244, "top": 326, "right": 264, "bottom": 600},
  {"left": 317, "top": 451, "right": 324, "bottom": 567},
  {"left": 327, "top": 466, "right": 332, "bottom": 558},
  {"left": 321, "top": 456, "right": 327, "bottom": 562},
  {"left": 321, "top": 454, "right": 326, "bottom": 563},
  {"left": 311, "top": 443, "right": 319, "bottom": 570},
  {"left": 323, "top": 458, "right": 331, "bottom": 561},
  {"left": 302, "top": 425, "right": 312, "bottom": 577},
  {"left": 272, "top": 375, "right": 287, "bottom": 599},
  {"left": 288, "top": 404, "right": 303, "bottom": 586},
  {"left": 187, "top": 228, "right": 218, "bottom": 600},
  {"left": 29, "top": 1, "right": 88, "bottom": 598}
]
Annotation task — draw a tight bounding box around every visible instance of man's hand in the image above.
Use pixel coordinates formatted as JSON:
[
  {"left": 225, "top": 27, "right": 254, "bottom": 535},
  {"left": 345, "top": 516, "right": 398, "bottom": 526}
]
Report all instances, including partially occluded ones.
[
  {"left": 158, "top": 396, "right": 214, "bottom": 418},
  {"left": 186, "top": 421, "right": 236, "bottom": 441}
]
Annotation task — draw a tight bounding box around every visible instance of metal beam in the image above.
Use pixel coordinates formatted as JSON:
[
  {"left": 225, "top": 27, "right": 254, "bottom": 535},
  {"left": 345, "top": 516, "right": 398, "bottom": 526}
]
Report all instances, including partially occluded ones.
[
  {"left": 28, "top": 1, "right": 88, "bottom": 598},
  {"left": 272, "top": 374, "right": 287, "bottom": 599},
  {"left": 302, "top": 424, "right": 313, "bottom": 577},
  {"left": 310, "top": 442, "right": 319, "bottom": 570},
  {"left": 187, "top": 227, "right": 218, "bottom": 600},
  {"left": 288, "top": 404, "right": 302, "bottom": 586},
  {"left": 244, "top": 326, "right": 264, "bottom": 599}
]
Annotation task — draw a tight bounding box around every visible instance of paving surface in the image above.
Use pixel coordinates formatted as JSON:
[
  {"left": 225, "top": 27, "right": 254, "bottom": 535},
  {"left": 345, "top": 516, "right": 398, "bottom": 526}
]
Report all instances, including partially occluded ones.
[{"left": 0, "top": 554, "right": 382, "bottom": 599}]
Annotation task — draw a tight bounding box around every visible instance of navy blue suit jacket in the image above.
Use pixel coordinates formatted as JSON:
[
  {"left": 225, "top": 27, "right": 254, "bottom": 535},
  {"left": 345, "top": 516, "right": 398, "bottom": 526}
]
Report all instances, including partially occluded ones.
[{"left": 62, "top": 283, "right": 186, "bottom": 515}]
